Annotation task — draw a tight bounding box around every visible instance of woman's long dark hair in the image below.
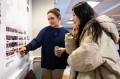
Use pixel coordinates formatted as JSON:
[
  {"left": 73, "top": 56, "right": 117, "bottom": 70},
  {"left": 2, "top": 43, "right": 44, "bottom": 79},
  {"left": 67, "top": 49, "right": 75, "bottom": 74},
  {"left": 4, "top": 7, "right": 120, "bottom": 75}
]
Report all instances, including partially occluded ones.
[{"left": 72, "top": 1, "right": 102, "bottom": 47}]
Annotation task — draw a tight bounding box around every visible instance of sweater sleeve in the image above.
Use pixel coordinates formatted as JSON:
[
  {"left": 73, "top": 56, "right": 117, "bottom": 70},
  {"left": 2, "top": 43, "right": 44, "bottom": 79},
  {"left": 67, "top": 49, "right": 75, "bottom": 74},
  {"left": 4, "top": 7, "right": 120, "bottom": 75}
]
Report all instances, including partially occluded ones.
[
  {"left": 65, "top": 33, "right": 77, "bottom": 54},
  {"left": 67, "top": 35, "right": 103, "bottom": 72},
  {"left": 27, "top": 28, "right": 45, "bottom": 50}
]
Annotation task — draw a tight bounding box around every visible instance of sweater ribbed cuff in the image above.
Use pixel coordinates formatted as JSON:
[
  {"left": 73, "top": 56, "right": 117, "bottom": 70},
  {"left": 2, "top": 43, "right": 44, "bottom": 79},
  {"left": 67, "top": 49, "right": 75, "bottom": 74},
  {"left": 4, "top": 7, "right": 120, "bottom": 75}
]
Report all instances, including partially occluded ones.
[{"left": 24, "top": 44, "right": 32, "bottom": 54}]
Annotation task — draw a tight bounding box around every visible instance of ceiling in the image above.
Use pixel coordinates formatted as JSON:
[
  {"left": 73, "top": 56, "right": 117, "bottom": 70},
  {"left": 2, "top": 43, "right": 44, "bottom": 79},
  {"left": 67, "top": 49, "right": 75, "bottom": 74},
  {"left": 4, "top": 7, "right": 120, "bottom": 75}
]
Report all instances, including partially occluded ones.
[{"left": 54, "top": 0, "right": 120, "bottom": 29}]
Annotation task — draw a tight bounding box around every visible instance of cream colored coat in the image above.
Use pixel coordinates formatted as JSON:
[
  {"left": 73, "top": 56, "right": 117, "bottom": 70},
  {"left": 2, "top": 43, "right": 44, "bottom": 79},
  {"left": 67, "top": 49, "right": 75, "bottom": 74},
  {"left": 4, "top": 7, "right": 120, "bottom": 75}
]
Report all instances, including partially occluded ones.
[{"left": 65, "top": 15, "right": 120, "bottom": 79}]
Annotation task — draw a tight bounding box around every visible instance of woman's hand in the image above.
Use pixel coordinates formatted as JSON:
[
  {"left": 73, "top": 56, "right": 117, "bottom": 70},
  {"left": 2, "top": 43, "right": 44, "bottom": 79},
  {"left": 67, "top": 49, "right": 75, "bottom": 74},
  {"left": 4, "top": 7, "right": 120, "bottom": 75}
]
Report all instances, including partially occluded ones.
[
  {"left": 70, "top": 25, "right": 79, "bottom": 38},
  {"left": 54, "top": 47, "right": 66, "bottom": 57},
  {"left": 18, "top": 47, "right": 27, "bottom": 56}
]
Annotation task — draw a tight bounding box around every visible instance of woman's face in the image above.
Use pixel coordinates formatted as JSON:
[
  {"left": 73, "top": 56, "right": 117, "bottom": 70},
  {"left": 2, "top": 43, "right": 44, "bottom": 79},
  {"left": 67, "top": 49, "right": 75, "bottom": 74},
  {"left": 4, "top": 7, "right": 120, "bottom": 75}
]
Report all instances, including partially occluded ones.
[
  {"left": 47, "top": 13, "right": 60, "bottom": 28},
  {"left": 72, "top": 12, "right": 80, "bottom": 26}
]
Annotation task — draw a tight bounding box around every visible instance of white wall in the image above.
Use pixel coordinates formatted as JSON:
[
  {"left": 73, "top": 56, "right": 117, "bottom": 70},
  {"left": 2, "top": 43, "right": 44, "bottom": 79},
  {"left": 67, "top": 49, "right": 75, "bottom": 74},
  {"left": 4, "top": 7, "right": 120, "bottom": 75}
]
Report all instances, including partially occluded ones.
[
  {"left": 32, "top": 0, "right": 54, "bottom": 56},
  {"left": 0, "top": 0, "right": 32, "bottom": 78}
]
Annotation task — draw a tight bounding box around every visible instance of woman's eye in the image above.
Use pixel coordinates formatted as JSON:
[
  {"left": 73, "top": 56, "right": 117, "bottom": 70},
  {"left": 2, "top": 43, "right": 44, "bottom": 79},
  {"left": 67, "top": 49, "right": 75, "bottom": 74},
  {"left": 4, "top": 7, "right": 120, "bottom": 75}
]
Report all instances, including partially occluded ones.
[
  {"left": 50, "top": 17, "right": 54, "bottom": 20},
  {"left": 48, "top": 17, "right": 55, "bottom": 21},
  {"left": 73, "top": 14, "right": 75, "bottom": 16}
]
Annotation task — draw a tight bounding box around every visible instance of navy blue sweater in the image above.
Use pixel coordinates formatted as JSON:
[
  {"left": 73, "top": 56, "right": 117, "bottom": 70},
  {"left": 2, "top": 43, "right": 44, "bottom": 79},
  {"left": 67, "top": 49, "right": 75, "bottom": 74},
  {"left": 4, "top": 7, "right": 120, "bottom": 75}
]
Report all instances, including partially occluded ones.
[{"left": 26, "top": 26, "right": 69, "bottom": 69}]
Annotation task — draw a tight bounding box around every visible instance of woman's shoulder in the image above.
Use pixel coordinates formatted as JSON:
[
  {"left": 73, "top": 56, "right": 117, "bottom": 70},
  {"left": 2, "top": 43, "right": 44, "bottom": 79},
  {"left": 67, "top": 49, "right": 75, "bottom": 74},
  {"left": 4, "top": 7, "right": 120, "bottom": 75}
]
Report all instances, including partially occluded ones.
[
  {"left": 61, "top": 27, "right": 69, "bottom": 33},
  {"left": 41, "top": 26, "right": 52, "bottom": 31}
]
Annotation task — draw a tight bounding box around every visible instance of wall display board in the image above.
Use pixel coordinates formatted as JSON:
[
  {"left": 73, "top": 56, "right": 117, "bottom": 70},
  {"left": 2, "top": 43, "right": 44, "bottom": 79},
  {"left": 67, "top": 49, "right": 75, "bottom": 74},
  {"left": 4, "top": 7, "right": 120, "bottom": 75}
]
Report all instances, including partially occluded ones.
[{"left": 0, "top": 0, "right": 32, "bottom": 78}]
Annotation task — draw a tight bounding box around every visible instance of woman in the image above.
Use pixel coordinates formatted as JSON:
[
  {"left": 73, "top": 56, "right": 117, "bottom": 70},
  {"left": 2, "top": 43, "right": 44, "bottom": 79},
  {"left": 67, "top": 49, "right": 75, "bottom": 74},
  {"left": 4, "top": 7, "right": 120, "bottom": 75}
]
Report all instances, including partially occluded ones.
[
  {"left": 65, "top": 1, "right": 120, "bottom": 79},
  {"left": 19, "top": 8, "right": 69, "bottom": 79}
]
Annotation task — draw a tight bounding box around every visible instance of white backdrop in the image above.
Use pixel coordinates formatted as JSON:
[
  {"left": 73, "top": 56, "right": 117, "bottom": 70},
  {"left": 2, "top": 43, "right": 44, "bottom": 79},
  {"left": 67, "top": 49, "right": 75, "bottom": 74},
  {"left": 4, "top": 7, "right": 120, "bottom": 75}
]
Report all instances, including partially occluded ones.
[{"left": 0, "top": 0, "right": 32, "bottom": 78}]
